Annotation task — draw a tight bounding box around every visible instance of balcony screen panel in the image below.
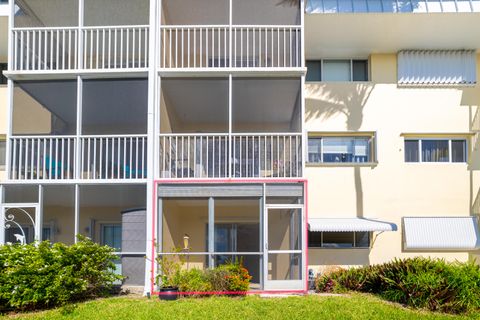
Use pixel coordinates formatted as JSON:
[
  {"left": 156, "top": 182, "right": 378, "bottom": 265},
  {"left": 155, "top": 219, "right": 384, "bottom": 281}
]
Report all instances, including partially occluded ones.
[{"left": 398, "top": 50, "right": 476, "bottom": 85}]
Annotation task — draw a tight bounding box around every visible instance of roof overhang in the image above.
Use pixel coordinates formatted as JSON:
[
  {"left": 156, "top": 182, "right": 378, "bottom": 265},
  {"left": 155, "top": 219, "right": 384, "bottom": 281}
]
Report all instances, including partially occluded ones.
[
  {"left": 305, "top": 13, "right": 480, "bottom": 58},
  {"left": 403, "top": 216, "right": 480, "bottom": 251},
  {"left": 308, "top": 218, "right": 397, "bottom": 232}
]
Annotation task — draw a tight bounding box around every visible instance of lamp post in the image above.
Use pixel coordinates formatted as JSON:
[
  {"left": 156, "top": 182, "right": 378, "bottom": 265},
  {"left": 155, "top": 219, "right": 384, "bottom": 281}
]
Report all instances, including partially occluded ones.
[{"left": 183, "top": 234, "right": 190, "bottom": 269}]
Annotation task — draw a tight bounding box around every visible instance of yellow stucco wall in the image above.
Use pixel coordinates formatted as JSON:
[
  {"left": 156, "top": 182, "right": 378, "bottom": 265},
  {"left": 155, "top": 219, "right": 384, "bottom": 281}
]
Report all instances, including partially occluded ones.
[{"left": 305, "top": 53, "right": 480, "bottom": 272}]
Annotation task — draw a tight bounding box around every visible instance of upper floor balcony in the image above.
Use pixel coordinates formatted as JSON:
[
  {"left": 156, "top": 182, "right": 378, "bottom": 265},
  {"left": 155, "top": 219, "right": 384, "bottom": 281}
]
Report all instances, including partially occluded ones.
[
  {"left": 8, "top": 0, "right": 303, "bottom": 75},
  {"left": 160, "top": 0, "right": 303, "bottom": 73},
  {"left": 9, "top": 0, "right": 150, "bottom": 75}
]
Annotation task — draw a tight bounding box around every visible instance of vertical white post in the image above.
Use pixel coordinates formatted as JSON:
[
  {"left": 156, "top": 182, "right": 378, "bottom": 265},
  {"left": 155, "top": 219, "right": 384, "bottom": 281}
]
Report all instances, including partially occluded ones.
[
  {"left": 78, "top": 0, "right": 84, "bottom": 70},
  {"left": 228, "top": 75, "right": 232, "bottom": 177},
  {"left": 36, "top": 185, "right": 43, "bottom": 241},
  {"left": 0, "top": 185, "right": 4, "bottom": 245},
  {"left": 262, "top": 183, "right": 267, "bottom": 290},
  {"left": 6, "top": 0, "right": 15, "bottom": 180},
  {"left": 144, "top": 0, "right": 159, "bottom": 295},
  {"left": 74, "top": 184, "right": 80, "bottom": 243},
  {"left": 208, "top": 197, "right": 214, "bottom": 268}
]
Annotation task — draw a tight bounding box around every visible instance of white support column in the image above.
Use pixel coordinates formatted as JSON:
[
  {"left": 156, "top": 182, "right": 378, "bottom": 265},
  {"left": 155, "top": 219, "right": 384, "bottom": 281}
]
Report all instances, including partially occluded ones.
[
  {"left": 258, "top": 194, "right": 264, "bottom": 289},
  {"left": 228, "top": 74, "right": 232, "bottom": 177},
  {"left": 262, "top": 183, "right": 267, "bottom": 290},
  {"left": 74, "top": 184, "right": 80, "bottom": 243},
  {"left": 208, "top": 197, "right": 214, "bottom": 268},
  {"left": 144, "top": 0, "right": 159, "bottom": 295},
  {"left": 6, "top": 0, "right": 15, "bottom": 180},
  {"left": 300, "top": 1, "right": 306, "bottom": 176},
  {"left": 0, "top": 185, "right": 5, "bottom": 245},
  {"left": 78, "top": 0, "right": 84, "bottom": 70},
  {"left": 36, "top": 185, "right": 43, "bottom": 241},
  {"left": 75, "top": 77, "right": 82, "bottom": 180}
]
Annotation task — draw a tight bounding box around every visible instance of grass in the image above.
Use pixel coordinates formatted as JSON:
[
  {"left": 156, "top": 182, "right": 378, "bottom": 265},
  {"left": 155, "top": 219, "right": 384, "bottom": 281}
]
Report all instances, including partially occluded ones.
[{"left": 2, "top": 293, "right": 480, "bottom": 320}]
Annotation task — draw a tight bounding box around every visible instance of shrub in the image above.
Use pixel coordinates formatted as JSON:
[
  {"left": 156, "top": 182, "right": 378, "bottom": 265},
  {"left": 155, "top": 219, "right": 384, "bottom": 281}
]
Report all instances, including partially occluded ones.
[
  {"left": 315, "top": 257, "right": 480, "bottom": 314},
  {"left": 0, "top": 236, "right": 122, "bottom": 311},
  {"left": 156, "top": 255, "right": 252, "bottom": 295},
  {"left": 217, "top": 260, "right": 252, "bottom": 292},
  {"left": 177, "top": 268, "right": 212, "bottom": 293}
]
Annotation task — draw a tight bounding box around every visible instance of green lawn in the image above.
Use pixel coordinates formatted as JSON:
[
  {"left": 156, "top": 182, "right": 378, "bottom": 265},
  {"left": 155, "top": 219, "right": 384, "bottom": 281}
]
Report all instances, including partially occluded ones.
[{"left": 3, "top": 293, "right": 480, "bottom": 320}]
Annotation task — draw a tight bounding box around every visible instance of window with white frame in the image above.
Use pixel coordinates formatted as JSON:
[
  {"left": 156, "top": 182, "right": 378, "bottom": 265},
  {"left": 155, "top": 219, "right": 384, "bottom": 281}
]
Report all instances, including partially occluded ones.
[
  {"left": 404, "top": 138, "right": 467, "bottom": 163},
  {"left": 308, "top": 135, "right": 374, "bottom": 163},
  {"left": 308, "top": 231, "right": 370, "bottom": 248},
  {"left": 306, "top": 59, "right": 369, "bottom": 82}
]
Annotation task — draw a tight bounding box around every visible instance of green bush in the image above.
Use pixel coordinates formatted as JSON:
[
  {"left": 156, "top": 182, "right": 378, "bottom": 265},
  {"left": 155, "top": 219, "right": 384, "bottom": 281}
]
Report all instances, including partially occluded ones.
[
  {"left": 177, "top": 268, "right": 212, "bottom": 293},
  {"left": 156, "top": 255, "right": 252, "bottom": 295},
  {"left": 0, "top": 236, "right": 123, "bottom": 311},
  {"left": 315, "top": 257, "right": 480, "bottom": 314}
]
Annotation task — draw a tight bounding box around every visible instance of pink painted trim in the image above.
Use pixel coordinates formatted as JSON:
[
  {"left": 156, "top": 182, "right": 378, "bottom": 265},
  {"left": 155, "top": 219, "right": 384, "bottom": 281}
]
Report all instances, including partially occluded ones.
[
  {"left": 150, "top": 178, "right": 309, "bottom": 295},
  {"left": 153, "top": 289, "right": 308, "bottom": 296}
]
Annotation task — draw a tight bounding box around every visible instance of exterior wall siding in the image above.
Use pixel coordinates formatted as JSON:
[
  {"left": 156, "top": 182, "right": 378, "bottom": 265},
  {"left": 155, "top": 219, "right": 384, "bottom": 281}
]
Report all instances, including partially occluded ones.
[{"left": 305, "top": 53, "right": 480, "bottom": 272}]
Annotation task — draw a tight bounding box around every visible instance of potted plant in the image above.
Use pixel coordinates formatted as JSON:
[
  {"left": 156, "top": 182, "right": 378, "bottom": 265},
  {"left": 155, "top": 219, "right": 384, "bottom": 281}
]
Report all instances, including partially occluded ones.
[{"left": 156, "top": 248, "right": 185, "bottom": 301}]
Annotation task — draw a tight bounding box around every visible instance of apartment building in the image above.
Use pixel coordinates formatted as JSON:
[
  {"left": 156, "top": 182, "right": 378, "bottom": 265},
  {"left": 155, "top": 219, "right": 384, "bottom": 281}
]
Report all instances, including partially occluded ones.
[{"left": 0, "top": 0, "right": 479, "bottom": 295}]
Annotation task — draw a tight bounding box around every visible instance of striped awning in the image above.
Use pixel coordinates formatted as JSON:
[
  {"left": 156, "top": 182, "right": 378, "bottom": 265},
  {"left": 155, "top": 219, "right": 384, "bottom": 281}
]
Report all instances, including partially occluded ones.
[
  {"left": 404, "top": 217, "right": 480, "bottom": 250},
  {"left": 308, "top": 218, "right": 397, "bottom": 232}
]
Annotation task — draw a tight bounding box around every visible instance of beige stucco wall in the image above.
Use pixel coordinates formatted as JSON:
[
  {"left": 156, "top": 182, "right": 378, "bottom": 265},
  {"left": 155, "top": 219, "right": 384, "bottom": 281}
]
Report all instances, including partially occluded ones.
[{"left": 305, "top": 53, "right": 480, "bottom": 273}]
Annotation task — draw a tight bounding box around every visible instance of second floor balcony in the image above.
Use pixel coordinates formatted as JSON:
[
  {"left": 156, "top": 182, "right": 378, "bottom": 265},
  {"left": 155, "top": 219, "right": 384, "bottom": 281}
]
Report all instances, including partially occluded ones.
[
  {"left": 8, "top": 132, "right": 303, "bottom": 181},
  {"left": 7, "top": 77, "right": 304, "bottom": 181}
]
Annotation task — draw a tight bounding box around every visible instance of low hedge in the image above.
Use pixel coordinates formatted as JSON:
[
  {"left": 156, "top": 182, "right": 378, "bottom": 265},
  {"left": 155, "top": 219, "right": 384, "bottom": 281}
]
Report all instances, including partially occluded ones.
[
  {"left": 175, "top": 262, "right": 252, "bottom": 294},
  {"left": 157, "top": 254, "right": 252, "bottom": 295},
  {"left": 0, "top": 236, "right": 122, "bottom": 311},
  {"left": 315, "top": 257, "right": 480, "bottom": 314}
]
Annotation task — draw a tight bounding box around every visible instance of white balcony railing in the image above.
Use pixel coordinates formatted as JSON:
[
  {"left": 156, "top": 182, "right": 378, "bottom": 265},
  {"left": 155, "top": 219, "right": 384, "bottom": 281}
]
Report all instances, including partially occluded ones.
[
  {"left": 12, "top": 26, "right": 149, "bottom": 71},
  {"left": 9, "top": 136, "right": 76, "bottom": 180},
  {"left": 8, "top": 135, "right": 147, "bottom": 181},
  {"left": 159, "top": 134, "right": 229, "bottom": 178},
  {"left": 159, "top": 25, "right": 302, "bottom": 69},
  {"left": 159, "top": 133, "right": 302, "bottom": 179},
  {"left": 82, "top": 26, "right": 149, "bottom": 70},
  {"left": 12, "top": 28, "right": 78, "bottom": 71},
  {"left": 12, "top": 25, "right": 301, "bottom": 71},
  {"left": 80, "top": 135, "right": 147, "bottom": 180}
]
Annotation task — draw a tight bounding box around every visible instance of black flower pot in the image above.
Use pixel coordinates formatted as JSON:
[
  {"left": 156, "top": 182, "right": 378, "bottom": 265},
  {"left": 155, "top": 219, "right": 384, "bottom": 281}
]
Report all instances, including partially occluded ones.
[{"left": 158, "top": 287, "right": 179, "bottom": 301}]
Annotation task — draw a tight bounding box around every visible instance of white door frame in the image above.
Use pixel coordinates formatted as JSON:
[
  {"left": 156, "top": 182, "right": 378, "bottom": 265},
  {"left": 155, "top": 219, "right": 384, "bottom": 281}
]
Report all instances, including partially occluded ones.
[
  {"left": 263, "top": 204, "right": 304, "bottom": 290},
  {"left": 1, "top": 203, "right": 41, "bottom": 245}
]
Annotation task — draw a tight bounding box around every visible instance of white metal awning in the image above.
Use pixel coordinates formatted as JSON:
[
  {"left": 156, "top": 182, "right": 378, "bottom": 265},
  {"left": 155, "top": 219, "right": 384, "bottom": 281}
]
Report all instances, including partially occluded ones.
[
  {"left": 404, "top": 217, "right": 480, "bottom": 250},
  {"left": 308, "top": 218, "right": 397, "bottom": 232}
]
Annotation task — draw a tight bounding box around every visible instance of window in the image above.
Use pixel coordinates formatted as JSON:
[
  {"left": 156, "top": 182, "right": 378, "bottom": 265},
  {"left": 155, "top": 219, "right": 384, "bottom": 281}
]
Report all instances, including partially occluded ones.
[
  {"left": 308, "top": 231, "right": 370, "bottom": 248},
  {"left": 404, "top": 139, "right": 467, "bottom": 163},
  {"left": 306, "top": 59, "right": 369, "bottom": 82},
  {"left": 0, "top": 63, "right": 7, "bottom": 85},
  {"left": 101, "top": 224, "right": 122, "bottom": 251},
  {"left": 308, "top": 135, "right": 373, "bottom": 163}
]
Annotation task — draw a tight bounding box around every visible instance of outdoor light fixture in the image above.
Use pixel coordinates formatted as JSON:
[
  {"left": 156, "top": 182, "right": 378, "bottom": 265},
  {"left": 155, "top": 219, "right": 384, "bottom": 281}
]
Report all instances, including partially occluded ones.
[{"left": 183, "top": 234, "right": 190, "bottom": 250}]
